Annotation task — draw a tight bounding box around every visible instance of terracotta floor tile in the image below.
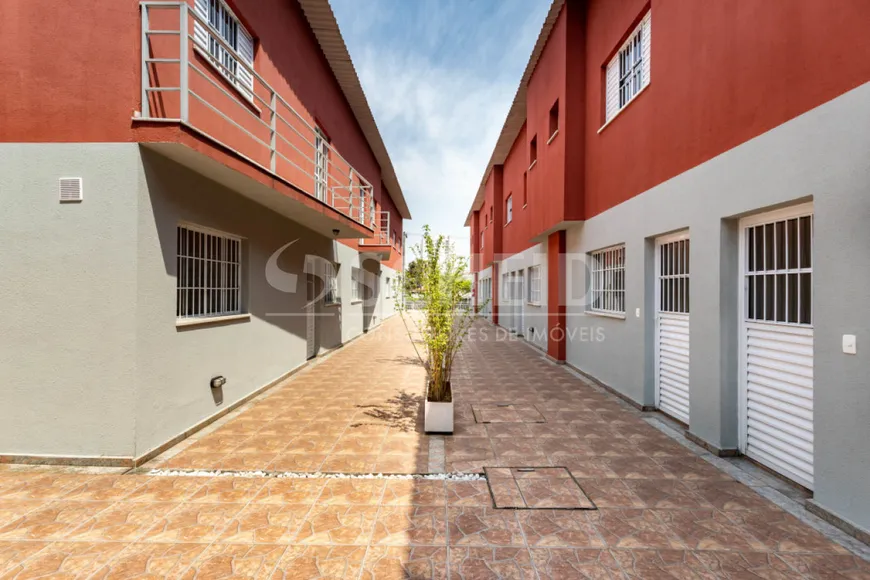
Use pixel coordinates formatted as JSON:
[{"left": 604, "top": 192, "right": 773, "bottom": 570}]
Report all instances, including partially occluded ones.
[
  {"left": 622, "top": 479, "right": 714, "bottom": 509},
  {"left": 0, "top": 540, "right": 50, "bottom": 576},
  {"left": 517, "top": 478, "right": 595, "bottom": 509},
  {"left": 695, "top": 551, "right": 802, "bottom": 579},
  {"left": 320, "top": 455, "right": 380, "bottom": 474},
  {"left": 611, "top": 549, "right": 714, "bottom": 579},
  {"left": 518, "top": 511, "right": 605, "bottom": 548},
  {"left": 218, "top": 504, "right": 313, "bottom": 544},
  {"left": 0, "top": 501, "right": 46, "bottom": 529},
  {"left": 124, "top": 477, "right": 211, "bottom": 503},
  {"left": 0, "top": 474, "right": 90, "bottom": 501},
  {"left": 0, "top": 500, "right": 112, "bottom": 541},
  {"left": 268, "top": 453, "right": 326, "bottom": 472},
  {"left": 285, "top": 435, "right": 341, "bottom": 455},
  {"left": 577, "top": 479, "right": 645, "bottom": 508},
  {"left": 488, "top": 479, "right": 525, "bottom": 509},
  {"left": 372, "top": 505, "right": 447, "bottom": 546},
  {"left": 604, "top": 457, "right": 675, "bottom": 480},
  {"left": 272, "top": 545, "right": 367, "bottom": 579},
  {"left": 182, "top": 543, "right": 286, "bottom": 578},
  {"left": 317, "top": 479, "right": 385, "bottom": 506},
  {"left": 562, "top": 459, "right": 619, "bottom": 480},
  {"left": 3, "top": 541, "right": 127, "bottom": 578},
  {"left": 594, "top": 508, "right": 686, "bottom": 550},
  {"left": 331, "top": 436, "right": 386, "bottom": 456},
  {"left": 683, "top": 480, "right": 775, "bottom": 511},
  {"left": 381, "top": 480, "right": 446, "bottom": 506},
  {"left": 491, "top": 438, "right": 546, "bottom": 459},
  {"left": 447, "top": 547, "right": 535, "bottom": 580},
  {"left": 294, "top": 505, "right": 378, "bottom": 545},
  {"left": 61, "top": 475, "right": 149, "bottom": 502},
  {"left": 446, "top": 507, "right": 524, "bottom": 547},
  {"left": 724, "top": 508, "right": 850, "bottom": 554},
  {"left": 253, "top": 479, "right": 326, "bottom": 505},
  {"left": 530, "top": 548, "right": 623, "bottom": 579},
  {"left": 361, "top": 545, "right": 447, "bottom": 580},
  {"left": 66, "top": 501, "right": 180, "bottom": 542},
  {"left": 232, "top": 435, "right": 296, "bottom": 454},
  {"left": 140, "top": 502, "right": 246, "bottom": 543},
  {"left": 90, "top": 542, "right": 207, "bottom": 579},
  {"left": 778, "top": 553, "right": 870, "bottom": 579},
  {"left": 445, "top": 438, "right": 493, "bottom": 461},
  {"left": 219, "top": 453, "right": 282, "bottom": 471},
  {"left": 446, "top": 481, "right": 494, "bottom": 507},
  {"left": 653, "top": 457, "right": 733, "bottom": 481},
  {"left": 374, "top": 454, "right": 429, "bottom": 475},
  {"left": 183, "top": 435, "right": 248, "bottom": 454},
  {"left": 654, "top": 508, "right": 769, "bottom": 552},
  {"left": 162, "top": 452, "right": 231, "bottom": 470}
]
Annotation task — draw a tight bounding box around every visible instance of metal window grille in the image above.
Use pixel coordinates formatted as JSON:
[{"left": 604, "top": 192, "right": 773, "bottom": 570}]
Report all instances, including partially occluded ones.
[
  {"left": 658, "top": 239, "right": 690, "bottom": 314},
  {"left": 176, "top": 225, "right": 242, "bottom": 319},
  {"left": 746, "top": 215, "right": 813, "bottom": 325},
  {"left": 385, "top": 277, "right": 391, "bottom": 299},
  {"left": 351, "top": 267, "right": 362, "bottom": 301},
  {"left": 589, "top": 245, "right": 626, "bottom": 314},
  {"left": 619, "top": 27, "right": 643, "bottom": 108},
  {"left": 502, "top": 273, "right": 510, "bottom": 300},
  {"left": 528, "top": 265, "right": 542, "bottom": 304}
]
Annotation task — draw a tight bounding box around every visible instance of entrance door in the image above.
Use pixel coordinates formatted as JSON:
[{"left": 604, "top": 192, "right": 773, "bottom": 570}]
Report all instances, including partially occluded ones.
[
  {"left": 740, "top": 203, "right": 814, "bottom": 489},
  {"left": 306, "top": 271, "right": 318, "bottom": 360},
  {"left": 655, "top": 232, "right": 691, "bottom": 424}
]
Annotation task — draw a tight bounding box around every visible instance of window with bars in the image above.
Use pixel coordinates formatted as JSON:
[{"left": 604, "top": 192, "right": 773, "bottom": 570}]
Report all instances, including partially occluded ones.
[
  {"left": 385, "top": 277, "right": 391, "bottom": 299},
  {"left": 506, "top": 195, "right": 513, "bottom": 224},
  {"left": 528, "top": 265, "right": 542, "bottom": 305},
  {"left": 324, "top": 262, "right": 340, "bottom": 305},
  {"left": 658, "top": 239, "right": 690, "bottom": 314},
  {"left": 193, "top": 0, "right": 255, "bottom": 96},
  {"left": 314, "top": 128, "right": 329, "bottom": 201},
  {"left": 589, "top": 245, "right": 626, "bottom": 314},
  {"left": 176, "top": 225, "right": 243, "bottom": 319},
  {"left": 746, "top": 215, "right": 812, "bottom": 325},
  {"left": 604, "top": 12, "right": 651, "bottom": 123},
  {"left": 502, "top": 273, "right": 510, "bottom": 300}
]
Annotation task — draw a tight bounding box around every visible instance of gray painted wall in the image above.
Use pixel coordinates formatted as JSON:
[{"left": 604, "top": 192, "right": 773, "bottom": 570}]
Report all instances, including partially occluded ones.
[
  {"left": 0, "top": 144, "right": 398, "bottom": 461},
  {"left": 565, "top": 81, "right": 870, "bottom": 530},
  {"left": 0, "top": 144, "right": 140, "bottom": 458}
]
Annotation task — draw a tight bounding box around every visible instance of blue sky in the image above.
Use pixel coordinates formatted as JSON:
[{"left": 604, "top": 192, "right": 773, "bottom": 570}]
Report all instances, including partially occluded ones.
[{"left": 330, "top": 0, "right": 551, "bottom": 257}]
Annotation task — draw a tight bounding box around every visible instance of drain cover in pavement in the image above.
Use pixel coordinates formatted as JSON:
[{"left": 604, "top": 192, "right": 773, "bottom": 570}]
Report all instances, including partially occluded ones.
[
  {"left": 484, "top": 467, "right": 595, "bottom": 510},
  {"left": 472, "top": 404, "right": 545, "bottom": 423}
]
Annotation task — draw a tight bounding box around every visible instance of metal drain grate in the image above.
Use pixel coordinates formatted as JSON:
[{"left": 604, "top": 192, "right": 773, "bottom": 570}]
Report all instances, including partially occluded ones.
[
  {"left": 472, "top": 404, "right": 546, "bottom": 424},
  {"left": 484, "top": 466, "right": 595, "bottom": 509}
]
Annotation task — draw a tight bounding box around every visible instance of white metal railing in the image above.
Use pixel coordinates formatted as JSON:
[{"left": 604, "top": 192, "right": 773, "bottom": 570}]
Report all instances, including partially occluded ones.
[
  {"left": 360, "top": 210, "right": 390, "bottom": 246},
  {"left": 137, "top": 2, "right": 376, "bottom": 230}
]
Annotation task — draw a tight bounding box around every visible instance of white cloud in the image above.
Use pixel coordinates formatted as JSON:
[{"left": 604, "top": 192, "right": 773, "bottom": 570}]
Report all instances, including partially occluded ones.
[{"left": 333, "top": 1, "right": 552, "bottom": 258}]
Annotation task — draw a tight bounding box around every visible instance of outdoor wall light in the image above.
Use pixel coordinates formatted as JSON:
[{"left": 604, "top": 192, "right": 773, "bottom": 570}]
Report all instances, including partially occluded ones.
[
  {"left": 210, "top": 376, "right": 227, "bottom": 389},
  {"left": 332, "top": 229, "right": 340, "bottom": 237}
]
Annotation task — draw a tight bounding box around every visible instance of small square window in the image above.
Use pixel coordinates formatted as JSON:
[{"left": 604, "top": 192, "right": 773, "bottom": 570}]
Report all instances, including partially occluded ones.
[
  {"left": 549, "top": 100, "right": 559, "bottom": 140},
  {"left": 530, "top": 136, "right": 538, "bottom": 168}
]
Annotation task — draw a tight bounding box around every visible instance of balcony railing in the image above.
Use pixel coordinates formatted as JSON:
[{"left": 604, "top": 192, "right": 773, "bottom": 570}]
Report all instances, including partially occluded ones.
[
  {"left": 137, "top": 1, "right": 375, "bottom": 229},
  {"left": 360, "top": 210, "right": 391, "bottom": 246}
]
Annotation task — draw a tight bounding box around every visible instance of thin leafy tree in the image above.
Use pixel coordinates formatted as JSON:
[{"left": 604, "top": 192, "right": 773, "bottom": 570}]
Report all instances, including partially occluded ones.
[{"left": 397, "top": 226, "right": 483, "bottom": 402}]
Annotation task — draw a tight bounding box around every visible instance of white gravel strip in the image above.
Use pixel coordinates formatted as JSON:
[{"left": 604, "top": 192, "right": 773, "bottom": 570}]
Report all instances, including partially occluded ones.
[{"left": 146, "top": 468, "right": 485, "bottom": 481}]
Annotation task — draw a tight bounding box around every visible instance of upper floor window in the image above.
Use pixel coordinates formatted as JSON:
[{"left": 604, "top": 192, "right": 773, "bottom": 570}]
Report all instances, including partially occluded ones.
[
  {"left": 506, "top": 195, "right": 513, "bottom": 224},
  {"left": 589, "top": 244, "right": 626, "bottom": 315},
  {"left": 604, "top": 12, "right": 651, "bottom": 124},
  {"left": 480, "top": 230, "right": 484, "bottom": 250},
  {"left": 177, "top": 224, "right": 243, "bottom": 320},
  {"left": 523, "top": 172, "right": 528, "bottom": 207},
  {"left": 548, "top": 100, "right": 559, "bottom": 141},
  {"left": 529, "top": 135, "right": 538, "bottom": 168},
  {"left": 193, "top": 0, "right": 255, "bottom": 98}
]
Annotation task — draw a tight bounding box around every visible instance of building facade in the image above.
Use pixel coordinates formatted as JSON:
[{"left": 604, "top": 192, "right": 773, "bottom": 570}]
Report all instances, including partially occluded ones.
[
  {"left": 0, "top": 0, "right": 409, "bottom": 465},
  {"left": 467, "top": 0, "right": 870, "bottom": 536}
]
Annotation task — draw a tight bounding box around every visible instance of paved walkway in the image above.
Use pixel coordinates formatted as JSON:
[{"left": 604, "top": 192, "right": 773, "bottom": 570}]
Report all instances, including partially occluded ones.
[{"left": 0, "top": 316, "right": 867, "bottom": 578}]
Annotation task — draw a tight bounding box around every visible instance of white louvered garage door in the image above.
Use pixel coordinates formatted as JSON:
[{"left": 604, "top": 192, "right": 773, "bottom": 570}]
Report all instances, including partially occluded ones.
[
  {"left": 655, "top": 233, "right": 690, "bottom": 424},
  {"left": 741, "top": 204, "right": 813, "bottom": 489}
]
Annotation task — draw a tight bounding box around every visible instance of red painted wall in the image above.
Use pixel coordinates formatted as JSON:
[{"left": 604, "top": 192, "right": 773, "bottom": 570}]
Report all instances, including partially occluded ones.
[
  {"left": 500, "top": 124, "right": 537, "bottom": 257},
  {"left": 0, "top": 0, "right": 405, "bottom": 237},
  {"left": 583, "top": 0, "right": 870, "bottom": 218}
]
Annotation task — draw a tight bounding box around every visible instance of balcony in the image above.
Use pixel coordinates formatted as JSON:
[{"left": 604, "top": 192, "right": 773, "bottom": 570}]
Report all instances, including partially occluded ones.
[
  {"left": 359, "top": 210, "right": 393, "bottom": 259},
  {"left": 135, "top": 1, "right": 376, "bottom": 238}
]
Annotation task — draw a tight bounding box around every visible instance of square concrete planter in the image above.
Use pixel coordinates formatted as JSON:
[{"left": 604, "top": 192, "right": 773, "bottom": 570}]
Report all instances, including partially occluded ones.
[{"left": 424, "top": 380, "right": 453, "bottom": 434}]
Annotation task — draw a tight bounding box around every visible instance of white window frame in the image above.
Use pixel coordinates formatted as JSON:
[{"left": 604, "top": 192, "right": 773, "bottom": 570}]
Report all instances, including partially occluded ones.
[
  {"left": 385, "top": 277, "right": 392, "bottom": 299},
  {"left": 588, "top": 244, "right": 626, "bottom": 315},
  {"left": 324, "top": 262, "right": 340, "bottom": 305},
  {"left": 480, "top": 231, "right": 484, "bottom": 250},
  {"left": 528, "top": 265, "right": 542, "bottom": 305},
  {"left": 506, "top": 195, "right": 513, "bottom": 224},
  {"left": 314, "top": 128, "right": 329, "bottom": 202},
  {"left": 176, "top": 223, "right": 244, "bottom": 321},
  {"left": 193, "top": 0, "right": 255, "bottom": 98},
  {"left": 351, "top": 267, "right": 363, "bottom": 302},
  {"left": 604, "top": 12, "right": 651, "bottom": 126}
]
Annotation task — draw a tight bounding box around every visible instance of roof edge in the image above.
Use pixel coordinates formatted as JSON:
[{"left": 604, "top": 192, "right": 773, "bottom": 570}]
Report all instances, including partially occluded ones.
[
  {"left": 463, "top": 0, "right": 565, "bottom": 227},
  {"left": 298, "top": 0, "right": 411, "bottom": 220}
]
